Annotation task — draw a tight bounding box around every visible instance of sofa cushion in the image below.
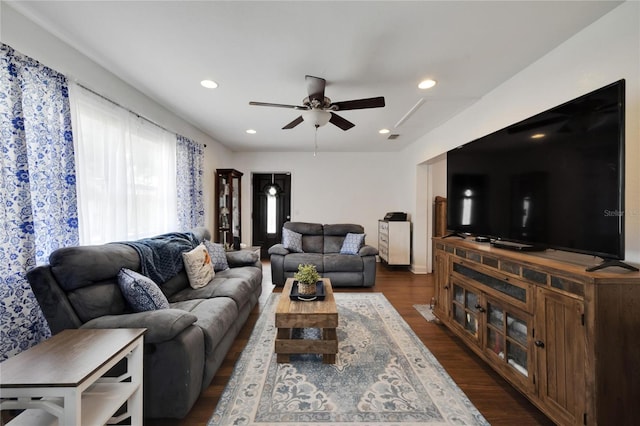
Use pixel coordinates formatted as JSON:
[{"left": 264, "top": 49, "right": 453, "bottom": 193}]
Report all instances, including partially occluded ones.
[
  {"left": 68, "top": 283, "right": 128, "bottom": 322},
  {"left": 340, "top": 233, "right": 366, "bottom": 255},
  {"left": 324, "top": 253, "right": 364, "bottom": 272},
  {"left": 282, "top": 228, "right": 303, "bottom": 253},
  {"left": 283, "top": 253, "right": 324, "bottom": 273},
  {"left": 182, "top": 243, "right": 214, "bottom": 289},
  {"left": 214, "top": 265, "right": 263, "bottom": 285},
  {"left": 82, "top": 309, "right": 197, "bottom": 344},
  {"left": 118, "top": 268, "right": 170, "bottom": 311},
  {"left": 284, "top": 222, "right": 324, "bottom": 253},
  {"left": 323, "top": 224, "right": 365, "bottom": 253},
  {"left": 50, "top": 243, "right": 140, "bottom": 291},
  {"left": 204, "top": 240, "right": 229, "bottom": 271},
  {"left": 169, "top": 276, "right": 257, "bottom": 311},
  {"left": 158, "top": 270, "right": 189, "bottom": 299},
  {"left": 171, "top": 297, "right": 238, "bottom": 354},
  {"left": 323, "top": 223, "right": 364, "bottom": 236}
]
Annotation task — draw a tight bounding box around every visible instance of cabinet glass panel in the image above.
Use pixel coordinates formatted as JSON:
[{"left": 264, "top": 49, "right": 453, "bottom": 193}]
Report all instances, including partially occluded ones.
[
  {"left": 465, "top": 312, "right": 477, "bottom": 335},
  {"left": 506, "top": 314, "right": 528, "bottom": 346},
  {"left": 232, "top": 177, "right": 240, "bottom": 237},
  {"left": 488, "top": 304, "right": 504, "bottom": 328},
  {"left": 453, "top": 263, "right": 526, "bottom": 302},
  {"left": 465, "top": 291, "right": 478, "bottom": 311},
  {"left": 452, "top": 284, "right": 478, "bottom": 338},
  {"left": 453, "top": 304, "right": 465, "bottom": 327},
  {"left": 454, "top": 285, "right": 464, "bottom": 304},
  {"left": 487, "top": 328, "right": 504, "bottom": 358},
  {"left": 507, "top": 341, "right": 528, "bottom": 377}
]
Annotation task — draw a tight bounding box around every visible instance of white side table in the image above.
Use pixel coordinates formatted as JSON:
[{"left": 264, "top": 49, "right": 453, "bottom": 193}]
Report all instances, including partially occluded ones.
[{"left": 1, "top": 328, "right": 145, "bottom": 425}]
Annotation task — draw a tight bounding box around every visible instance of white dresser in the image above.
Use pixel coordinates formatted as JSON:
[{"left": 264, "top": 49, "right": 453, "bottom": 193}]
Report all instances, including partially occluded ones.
[{"left": 378, "top": 220, "right": 410, "bottom": 265}]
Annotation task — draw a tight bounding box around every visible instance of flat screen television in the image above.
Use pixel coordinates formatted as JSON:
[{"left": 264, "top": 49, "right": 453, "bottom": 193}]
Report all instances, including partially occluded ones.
[{"left": 446, "top": 79, "right": 632, "bottom": 270}]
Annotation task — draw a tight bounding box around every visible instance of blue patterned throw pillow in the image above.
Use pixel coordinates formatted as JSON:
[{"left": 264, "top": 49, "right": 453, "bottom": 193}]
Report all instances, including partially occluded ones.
[
  {"left": 204, "top": 240, "right": 229, "bottom": 271},
  {"left": 118, "top": 268, "right": 170, "bottom": 312},
  {"left": 340, "top": 233, "right": 366, "bottom": 255},
  {"left": 282, "top": 228, "right": 303, "bottom": 253}
]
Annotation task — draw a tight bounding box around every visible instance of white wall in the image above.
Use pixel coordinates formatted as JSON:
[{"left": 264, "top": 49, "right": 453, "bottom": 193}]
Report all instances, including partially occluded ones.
[
  {"left": 404, "top": 1, "right": 640, "bottom": 268},
  {"left": 1, "top": 3, "right": 233, "bottom": 232},
  {"left": 233, "top": 151, "right": 411, "bottom": 250}
]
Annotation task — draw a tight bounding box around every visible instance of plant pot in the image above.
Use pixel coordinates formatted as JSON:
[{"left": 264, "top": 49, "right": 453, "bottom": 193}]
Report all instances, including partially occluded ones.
[{"left": 298, "top": 281, "right": 317, "bottom": 295}]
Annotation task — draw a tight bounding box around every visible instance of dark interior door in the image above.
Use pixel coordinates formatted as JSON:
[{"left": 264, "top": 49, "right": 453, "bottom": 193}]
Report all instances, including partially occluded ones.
[{"left": 252, "top": 173, "right": 291, "bottom": 258}]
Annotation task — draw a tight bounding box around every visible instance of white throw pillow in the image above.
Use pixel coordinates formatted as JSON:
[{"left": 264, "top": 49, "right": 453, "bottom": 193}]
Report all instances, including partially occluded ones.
[{"left": 182, "top": 243, "right": 215, "bottom": 289}]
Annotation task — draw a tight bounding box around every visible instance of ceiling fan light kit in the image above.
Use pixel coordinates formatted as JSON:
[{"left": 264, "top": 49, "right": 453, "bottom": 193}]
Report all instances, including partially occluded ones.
[
  {"left": 302, "top": 109, "right": 331, "bottom": 128},
  {"left": 249, "top": 75, "right": 385, "bottom": 132}
]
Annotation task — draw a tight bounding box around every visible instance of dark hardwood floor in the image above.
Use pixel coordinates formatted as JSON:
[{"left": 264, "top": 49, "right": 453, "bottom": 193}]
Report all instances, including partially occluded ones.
[{"left": 148, "top": 262, "right": 554, "bottom": 425}]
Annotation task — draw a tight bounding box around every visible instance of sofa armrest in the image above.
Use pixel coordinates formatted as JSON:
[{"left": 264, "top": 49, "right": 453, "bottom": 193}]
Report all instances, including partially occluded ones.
[
  {"left": 81, "top": 309, "right": 198, "bottom": 344},
  {"left": 359, "top": 245, "right": 379, "bottom": 256},
  {"left": 268, "top": 244, "right": 289, "bottom": 256},
  {"left": 226, "top": 250, "right": 260, "bottom": 268}
]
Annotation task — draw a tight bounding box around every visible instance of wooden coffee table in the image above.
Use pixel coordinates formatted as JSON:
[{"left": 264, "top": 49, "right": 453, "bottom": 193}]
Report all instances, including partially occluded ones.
[{"left": 275, "top": 278, "right": 338, "bottom": 363}]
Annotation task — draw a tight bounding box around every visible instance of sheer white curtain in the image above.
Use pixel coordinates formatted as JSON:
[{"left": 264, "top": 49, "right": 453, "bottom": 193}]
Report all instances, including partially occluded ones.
[{"left": 70, "top": 83, "right": 177, "bottom": 244}]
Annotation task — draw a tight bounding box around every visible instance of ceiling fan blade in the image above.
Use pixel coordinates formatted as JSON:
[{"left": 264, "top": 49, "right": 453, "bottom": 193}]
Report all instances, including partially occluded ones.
[
  {"left": 305, "top": 75, "right": 326, "bottom": 103},
  {"left": 282, "top": 115, "right": 304, "bottom": 129},
  {"left": 331, "top": 96, "right": 385, "bottom": 111},
  {"left": 249, "top": 101, "right": 307, "bottom": 110},
  {"left": 329, "top": 112, "right": 355, "bottom": 131}
]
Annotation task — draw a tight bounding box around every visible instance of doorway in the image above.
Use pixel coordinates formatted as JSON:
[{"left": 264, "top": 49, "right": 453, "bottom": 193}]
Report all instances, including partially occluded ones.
[{"left": 252, "top": 173, "right": 291, "bottom": 258}]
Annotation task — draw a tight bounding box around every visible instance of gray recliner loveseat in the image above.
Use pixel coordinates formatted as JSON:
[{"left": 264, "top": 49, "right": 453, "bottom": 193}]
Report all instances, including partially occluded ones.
[
  {"left": 268, "top": 222, "right": 377, "bottom": 287},
  {"left": 26, "top": 228, "right": 262, "bottom": 419}
]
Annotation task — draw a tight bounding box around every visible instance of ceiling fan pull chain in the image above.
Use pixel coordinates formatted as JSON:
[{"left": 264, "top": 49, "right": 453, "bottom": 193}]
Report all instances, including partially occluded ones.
[{"left": 314, "top": 125, "right": 319, "bottom": 157}]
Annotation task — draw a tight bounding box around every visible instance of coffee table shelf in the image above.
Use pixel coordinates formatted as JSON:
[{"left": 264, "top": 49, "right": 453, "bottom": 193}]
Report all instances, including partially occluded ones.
[
  {"left": 1, "top": 328, "right": 145, "bottom": 425},
  {"left": 275, "top": 278, "right": 338, "bottom": 363}
]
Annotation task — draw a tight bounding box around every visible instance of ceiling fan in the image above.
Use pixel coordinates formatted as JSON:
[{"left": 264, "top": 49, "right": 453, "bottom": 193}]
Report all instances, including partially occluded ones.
[{"left": 249, "top": 75, "right": 385, "bottom": 131}]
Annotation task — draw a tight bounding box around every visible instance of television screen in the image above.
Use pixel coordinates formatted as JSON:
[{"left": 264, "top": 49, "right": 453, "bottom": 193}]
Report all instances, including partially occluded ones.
[{"left": 446, "top": 80, "right": 625, "bottom": 260}]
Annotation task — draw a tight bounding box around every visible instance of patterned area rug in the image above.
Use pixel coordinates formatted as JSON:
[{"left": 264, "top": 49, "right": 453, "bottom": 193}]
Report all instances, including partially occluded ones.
[{"left": 209, "top": 293, "right": 488, "bottom": 425}]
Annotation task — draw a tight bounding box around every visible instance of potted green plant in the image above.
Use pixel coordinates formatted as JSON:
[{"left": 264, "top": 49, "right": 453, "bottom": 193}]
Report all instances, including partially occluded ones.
[{"left": 294, "top": 264, "right": 320, "bottom": 295}]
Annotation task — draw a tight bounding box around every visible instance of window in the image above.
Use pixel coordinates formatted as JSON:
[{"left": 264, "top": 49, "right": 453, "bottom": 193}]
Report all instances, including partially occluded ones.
[{"left": 70, "top": 84, "right": 177, "bottom": 244}]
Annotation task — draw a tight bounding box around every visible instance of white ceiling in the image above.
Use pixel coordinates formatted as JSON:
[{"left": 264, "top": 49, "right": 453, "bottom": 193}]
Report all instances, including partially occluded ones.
[{"left": 9, "top": 1, "right": 622, "bottom": 153}]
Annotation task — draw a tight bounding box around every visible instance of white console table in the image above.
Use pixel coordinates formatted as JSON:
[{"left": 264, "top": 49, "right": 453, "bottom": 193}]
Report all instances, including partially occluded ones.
[{"left": 1, "top": 328, "right": 146, "bottom": 425}]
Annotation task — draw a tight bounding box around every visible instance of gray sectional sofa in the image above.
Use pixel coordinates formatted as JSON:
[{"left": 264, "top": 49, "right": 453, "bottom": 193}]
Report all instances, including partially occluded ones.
[
  {"left": 26, "top": 228, "right": 262, "bottom": 419},
  {"left": 268, "top": 222, "right": 378, "bottom": 287}
]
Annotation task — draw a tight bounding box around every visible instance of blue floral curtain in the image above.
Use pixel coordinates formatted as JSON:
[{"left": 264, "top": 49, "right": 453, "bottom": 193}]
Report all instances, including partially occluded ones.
[
  {"left": 176, "top": 135, "right": 205, "bottom": 230},
  {"left": 0, "top": 44, "right": 79, "bottom": 360}
]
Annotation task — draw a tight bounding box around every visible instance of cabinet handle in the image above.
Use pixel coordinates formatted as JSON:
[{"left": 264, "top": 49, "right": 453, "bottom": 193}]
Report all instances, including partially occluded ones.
[
  {"left": 535, "top": 340, "right": 545, "bottom": 348},
  {"left": 474, "top": 304, "right": 486, "bottom": 313}
]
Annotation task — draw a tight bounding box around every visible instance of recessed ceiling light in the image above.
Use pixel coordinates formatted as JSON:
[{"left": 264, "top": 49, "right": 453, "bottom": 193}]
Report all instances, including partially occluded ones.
[
  {"left": 379, "top": 128, "right": 390, "bottom": 134},
  {"left": 418, "top": 79, "right": 437, "bottom": 90},
  {"left": 200, "top": 79, "right": 218, "bottom": 89},
  {"left": 531, "top": 133, "right": 545, "bottom": 139},
  {"left": 246, "top": 129, "right": 256, "bottom": 134}
]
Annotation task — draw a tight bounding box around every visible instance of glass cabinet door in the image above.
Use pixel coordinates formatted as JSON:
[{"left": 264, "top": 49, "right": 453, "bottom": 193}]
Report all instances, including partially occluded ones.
[
  {"left": 231, "top": 176, "right": 240, "bottom": 239},
  {"left": 451, "top": 280, "right": 481, "bottom": 342},
  {"left": 484, "top": 299, "right": 533, "bottom": 389},
  {"left": 215, "top": 169, "right": 243, "bottom": 248}
]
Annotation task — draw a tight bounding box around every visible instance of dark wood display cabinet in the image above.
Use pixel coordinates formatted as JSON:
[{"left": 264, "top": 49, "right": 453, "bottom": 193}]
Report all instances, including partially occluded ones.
[
  {"left": 432, "top": 237, "right": 640, "bottom": 425},
  {"left": 215, "top": 169, "right": 242, "bottom": 248}
]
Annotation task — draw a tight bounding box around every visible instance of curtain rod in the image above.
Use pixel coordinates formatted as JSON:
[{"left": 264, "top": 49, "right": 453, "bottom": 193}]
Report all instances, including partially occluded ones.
[{"left": 74, "top": 81, "right": 176, "bottom": 135}]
